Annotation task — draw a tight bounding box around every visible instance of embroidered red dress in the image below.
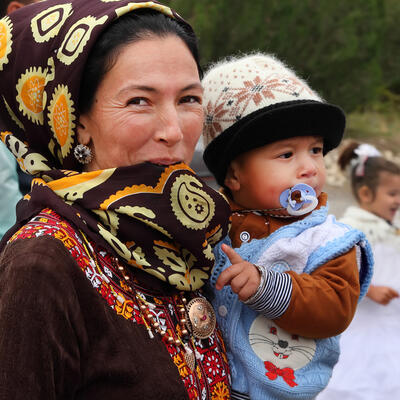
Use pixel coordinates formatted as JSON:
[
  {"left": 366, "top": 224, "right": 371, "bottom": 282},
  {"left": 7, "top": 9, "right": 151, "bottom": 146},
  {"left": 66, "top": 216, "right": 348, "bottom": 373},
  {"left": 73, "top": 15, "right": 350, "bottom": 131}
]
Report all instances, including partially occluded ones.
[{"left": 0, "top": 209, "right": 230, "bottom": 400}]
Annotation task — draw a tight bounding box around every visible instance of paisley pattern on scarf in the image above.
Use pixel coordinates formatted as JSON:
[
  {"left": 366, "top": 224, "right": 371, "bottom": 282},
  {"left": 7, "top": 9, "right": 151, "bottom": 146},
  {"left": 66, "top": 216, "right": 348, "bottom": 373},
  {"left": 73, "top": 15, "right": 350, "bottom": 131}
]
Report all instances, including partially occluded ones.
[
  {"left": 0, "top": 0, "right": 231, "bottom": 289},
  {"left": 10, "top": 161, "right": 230, "bottom": 290},
  {"left": 9, "top": 208, "right": 231, "bottom": 400}
]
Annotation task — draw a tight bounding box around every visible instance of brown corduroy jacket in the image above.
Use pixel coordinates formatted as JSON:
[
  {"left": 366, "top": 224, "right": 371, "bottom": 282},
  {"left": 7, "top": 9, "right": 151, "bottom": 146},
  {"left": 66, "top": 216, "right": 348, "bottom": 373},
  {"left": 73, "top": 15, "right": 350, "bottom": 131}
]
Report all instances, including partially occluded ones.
[
  {"left": 228, "top": 192, "right": 360, "bottom": 339},
  {"left": 0, "top": 236, "right": 190, "bottom": 400}
]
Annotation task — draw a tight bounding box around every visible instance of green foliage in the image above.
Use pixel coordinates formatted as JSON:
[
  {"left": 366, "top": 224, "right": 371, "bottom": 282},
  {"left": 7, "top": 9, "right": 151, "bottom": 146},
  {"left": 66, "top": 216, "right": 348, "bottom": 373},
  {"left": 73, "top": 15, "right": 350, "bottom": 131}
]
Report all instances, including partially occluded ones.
[
  {"left": 381, "top": 0, "right": 400, "bottom": 93},
  {"left": 165, "top": 0, "right": 398, "bottom": 113},
  {"left": 347, "top": 108, "right": 400, "bottom": 143}
]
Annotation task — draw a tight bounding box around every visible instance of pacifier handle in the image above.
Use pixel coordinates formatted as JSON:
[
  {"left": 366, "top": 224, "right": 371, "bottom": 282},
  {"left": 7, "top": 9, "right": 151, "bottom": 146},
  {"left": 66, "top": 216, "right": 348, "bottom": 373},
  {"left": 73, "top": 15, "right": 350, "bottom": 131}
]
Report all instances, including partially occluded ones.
[
  {"left": 286, "top": 195, "right": 318, "bottom": 216},
  {"left": 279, "top": 183, "right": 318, "bottom": 216}
]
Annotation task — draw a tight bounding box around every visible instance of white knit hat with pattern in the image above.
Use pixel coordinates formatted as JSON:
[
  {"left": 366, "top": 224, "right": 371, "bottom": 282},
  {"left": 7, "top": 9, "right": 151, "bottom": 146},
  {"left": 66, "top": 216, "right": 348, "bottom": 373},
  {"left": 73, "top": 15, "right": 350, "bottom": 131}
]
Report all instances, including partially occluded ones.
[{"left": 202, "top": 53, "right": 345, "bottom": 186}]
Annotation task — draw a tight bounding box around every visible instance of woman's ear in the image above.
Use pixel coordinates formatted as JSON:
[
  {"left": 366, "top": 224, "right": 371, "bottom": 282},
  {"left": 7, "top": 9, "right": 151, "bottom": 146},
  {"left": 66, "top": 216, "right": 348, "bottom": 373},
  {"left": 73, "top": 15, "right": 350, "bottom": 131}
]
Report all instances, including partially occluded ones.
[
  {"left": 358, "top": 185, "right": 374, "bottom": 204},
  {"left": 7, "top": 1, "right": 25, "bottom": 14},
  {"left": 224, "top": 162, "right": 241, "bottom": 193},
  {"left": 76, "top": 115, "right": 92, "bottom": 146}
]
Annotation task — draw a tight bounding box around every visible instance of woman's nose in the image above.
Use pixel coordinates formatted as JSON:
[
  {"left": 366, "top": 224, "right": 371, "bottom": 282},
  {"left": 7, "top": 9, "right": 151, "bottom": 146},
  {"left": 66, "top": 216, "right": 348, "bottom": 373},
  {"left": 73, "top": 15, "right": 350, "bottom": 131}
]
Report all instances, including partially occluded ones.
[{"left": 155, "top": 106, "right": 184, "bottom": 146}]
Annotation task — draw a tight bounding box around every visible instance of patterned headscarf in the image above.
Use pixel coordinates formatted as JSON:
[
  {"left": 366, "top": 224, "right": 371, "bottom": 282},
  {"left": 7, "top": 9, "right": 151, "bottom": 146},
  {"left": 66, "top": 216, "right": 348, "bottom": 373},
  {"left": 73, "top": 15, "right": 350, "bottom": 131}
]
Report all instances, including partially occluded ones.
[{"left": 0, "top": 0, "right": 231, "bottom": 290}]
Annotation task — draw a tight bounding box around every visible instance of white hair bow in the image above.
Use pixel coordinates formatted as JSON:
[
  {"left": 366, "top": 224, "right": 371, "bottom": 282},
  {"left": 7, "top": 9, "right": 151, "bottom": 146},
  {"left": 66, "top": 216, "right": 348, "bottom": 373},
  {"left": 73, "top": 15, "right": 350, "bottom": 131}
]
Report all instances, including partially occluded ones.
[{"left": 352, "top": 143, "right": 381, "bottom": 177}]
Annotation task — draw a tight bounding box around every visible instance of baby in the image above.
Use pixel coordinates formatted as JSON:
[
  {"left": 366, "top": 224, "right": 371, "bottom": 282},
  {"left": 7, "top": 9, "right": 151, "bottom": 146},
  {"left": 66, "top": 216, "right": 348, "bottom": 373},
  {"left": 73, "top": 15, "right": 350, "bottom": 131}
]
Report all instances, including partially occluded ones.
[{"left": 202, "top": 54, "right": 373, "bottom": 400}]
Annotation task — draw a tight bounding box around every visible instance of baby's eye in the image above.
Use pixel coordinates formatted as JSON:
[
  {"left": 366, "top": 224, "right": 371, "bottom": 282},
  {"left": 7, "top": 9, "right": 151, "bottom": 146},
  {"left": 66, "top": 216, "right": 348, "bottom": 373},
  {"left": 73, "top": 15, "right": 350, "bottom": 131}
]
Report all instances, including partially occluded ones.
[
  {"left": 279, "top": 152, "right": 292, "bottom": 159},
  {"left": 310, "top": 146, "right": 323, "bottom": 155},
  {"left": 128, "top": 97, "right": 148, "bottom": 106},
  {"left": 270, "top": 327, "right": 277, "bottom": 335},
  {"left": 180, "top": 95, "right": 202, "bottom": 104}
]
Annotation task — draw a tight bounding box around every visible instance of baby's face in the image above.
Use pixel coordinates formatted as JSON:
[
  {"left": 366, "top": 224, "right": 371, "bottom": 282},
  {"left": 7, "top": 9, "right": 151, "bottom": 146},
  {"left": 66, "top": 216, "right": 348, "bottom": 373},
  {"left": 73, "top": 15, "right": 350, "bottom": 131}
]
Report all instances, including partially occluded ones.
[{"left": 226, "top": 136, "right": 326, "bottom": 210}]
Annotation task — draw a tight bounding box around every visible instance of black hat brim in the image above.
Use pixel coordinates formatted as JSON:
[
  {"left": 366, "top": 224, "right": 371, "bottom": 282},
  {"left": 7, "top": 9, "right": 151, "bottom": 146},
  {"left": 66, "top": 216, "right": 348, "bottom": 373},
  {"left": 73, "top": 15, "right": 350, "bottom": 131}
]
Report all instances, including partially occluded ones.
[{"left": 203, "top": 100, "right": 345, "bottom": 187}]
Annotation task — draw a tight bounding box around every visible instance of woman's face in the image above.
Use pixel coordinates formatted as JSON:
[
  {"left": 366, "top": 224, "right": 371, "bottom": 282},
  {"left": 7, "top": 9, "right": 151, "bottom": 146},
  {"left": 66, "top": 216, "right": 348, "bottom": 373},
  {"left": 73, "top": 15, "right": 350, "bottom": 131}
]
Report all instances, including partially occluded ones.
[{"left": 78, "top": 35, "right": 204, "bottom": 171}]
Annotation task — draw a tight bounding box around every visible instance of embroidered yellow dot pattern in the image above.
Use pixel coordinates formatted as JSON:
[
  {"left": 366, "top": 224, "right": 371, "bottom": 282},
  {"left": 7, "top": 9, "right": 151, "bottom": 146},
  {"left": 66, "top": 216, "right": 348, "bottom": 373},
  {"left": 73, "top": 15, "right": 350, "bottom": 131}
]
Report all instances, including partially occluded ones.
[
  {"left": 0, "top": 17, "right": 12, "bottom": 71},
  {"left": 48, "top": 84, "right": 75, "bottom": 159},
  {"left": 16, "top": 66, "right": 48, "bottom": 125}
]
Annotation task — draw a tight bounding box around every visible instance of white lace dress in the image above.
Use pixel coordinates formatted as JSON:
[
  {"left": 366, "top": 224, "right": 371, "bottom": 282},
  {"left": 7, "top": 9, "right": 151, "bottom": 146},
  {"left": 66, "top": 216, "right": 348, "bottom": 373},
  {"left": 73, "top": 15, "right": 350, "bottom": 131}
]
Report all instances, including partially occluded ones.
[{"left": 318, "top": 206, "right": 400, "bottom": 400}]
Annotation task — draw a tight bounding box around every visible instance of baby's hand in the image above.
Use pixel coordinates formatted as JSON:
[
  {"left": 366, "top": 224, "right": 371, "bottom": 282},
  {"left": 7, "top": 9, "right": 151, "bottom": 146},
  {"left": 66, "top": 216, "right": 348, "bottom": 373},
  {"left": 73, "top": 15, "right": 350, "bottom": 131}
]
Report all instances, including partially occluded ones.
[
  {"left": 367, "top": 285, "right": 399, "bottom": 305},
  {"left": 215, "top": 243, "right": 261, "bottom": 302}
]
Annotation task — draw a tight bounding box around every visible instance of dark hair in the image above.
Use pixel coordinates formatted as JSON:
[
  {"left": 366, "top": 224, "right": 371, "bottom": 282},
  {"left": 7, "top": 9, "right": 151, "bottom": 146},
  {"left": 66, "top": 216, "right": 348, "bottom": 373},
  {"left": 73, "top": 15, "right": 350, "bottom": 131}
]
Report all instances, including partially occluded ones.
[
  {"left": 338, "top": 141, "right": 400, "bottom": 201},
  {"left": 78, "top": 8, "right": 202, "bottom": 114},
  {"left": 0, "top": 0, "right": 34, "bottom": 18},
  {"left": 0, "top": 0, "right": 8, "bottom": 17}
]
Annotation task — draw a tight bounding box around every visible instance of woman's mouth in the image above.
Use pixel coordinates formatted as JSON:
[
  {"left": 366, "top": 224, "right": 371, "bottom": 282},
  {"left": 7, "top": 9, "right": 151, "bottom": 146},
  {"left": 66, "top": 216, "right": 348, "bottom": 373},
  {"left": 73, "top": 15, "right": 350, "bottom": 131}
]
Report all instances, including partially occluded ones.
[{"left": 147, "top": 159, "right": 181, "bottom": 166}]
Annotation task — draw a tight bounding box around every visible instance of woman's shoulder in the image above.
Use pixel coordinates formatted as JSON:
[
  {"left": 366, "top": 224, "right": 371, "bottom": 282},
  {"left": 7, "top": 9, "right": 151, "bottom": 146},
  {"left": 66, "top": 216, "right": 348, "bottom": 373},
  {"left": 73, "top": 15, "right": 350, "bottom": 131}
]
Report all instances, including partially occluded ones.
[
  {"left": 0, "top": 236, "right": 87, "bottom": 333},
  {"left": 7, "top": 208, "right": 79, "bottom": 244},
  {"left": 0, "top": 235, "right": 77, "bottom": 282},
  {"left": 0, "top": 212, "right": 105, "bottom": 322},
  {"left": 1, "top": 209, "right": 87, "bottom": 282}
]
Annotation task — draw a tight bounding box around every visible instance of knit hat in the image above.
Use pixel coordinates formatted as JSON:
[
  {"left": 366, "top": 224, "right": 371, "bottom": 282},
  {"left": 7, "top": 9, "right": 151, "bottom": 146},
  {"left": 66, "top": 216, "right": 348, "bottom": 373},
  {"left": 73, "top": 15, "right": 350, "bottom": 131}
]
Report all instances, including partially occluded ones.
[{"left": 202, "top": 53, "right": 346, "bottom": 187}]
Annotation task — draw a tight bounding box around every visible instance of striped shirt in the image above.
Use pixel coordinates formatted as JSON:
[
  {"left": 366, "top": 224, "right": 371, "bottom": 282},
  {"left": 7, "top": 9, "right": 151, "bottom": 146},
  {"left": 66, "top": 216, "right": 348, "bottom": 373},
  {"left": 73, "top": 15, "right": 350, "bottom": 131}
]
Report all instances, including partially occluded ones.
[{"left": 244, "top": 269, "right": 292, "bottom": 319}]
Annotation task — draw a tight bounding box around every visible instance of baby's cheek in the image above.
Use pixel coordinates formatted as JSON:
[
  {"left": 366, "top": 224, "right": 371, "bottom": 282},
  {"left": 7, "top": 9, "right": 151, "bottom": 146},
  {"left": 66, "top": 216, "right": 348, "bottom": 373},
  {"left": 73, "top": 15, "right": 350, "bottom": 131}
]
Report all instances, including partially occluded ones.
[{"left": 256, "top": 187, "right": 282, "bottom": 209}]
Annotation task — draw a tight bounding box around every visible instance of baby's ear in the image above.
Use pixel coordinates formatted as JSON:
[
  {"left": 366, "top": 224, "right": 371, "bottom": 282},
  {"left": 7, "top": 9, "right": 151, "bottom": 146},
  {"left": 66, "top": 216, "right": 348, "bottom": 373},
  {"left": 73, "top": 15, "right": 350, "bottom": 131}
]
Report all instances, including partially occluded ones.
[{"left": 224, "top": 163, "right": 241, "bottom": 192}]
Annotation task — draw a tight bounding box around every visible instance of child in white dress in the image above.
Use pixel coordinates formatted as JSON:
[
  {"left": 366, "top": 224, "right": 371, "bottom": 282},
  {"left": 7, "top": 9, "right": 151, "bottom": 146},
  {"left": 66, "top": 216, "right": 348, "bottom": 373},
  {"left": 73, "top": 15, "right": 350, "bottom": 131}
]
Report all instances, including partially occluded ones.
[{"left": 319, "top": 142, "right": 400, "bottom": 400}]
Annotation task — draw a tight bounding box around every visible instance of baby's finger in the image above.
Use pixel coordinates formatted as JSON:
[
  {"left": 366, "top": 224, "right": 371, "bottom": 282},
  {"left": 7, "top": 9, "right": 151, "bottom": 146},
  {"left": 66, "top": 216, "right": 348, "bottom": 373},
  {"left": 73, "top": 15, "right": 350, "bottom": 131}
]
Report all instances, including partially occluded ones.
[
  {"left": 221, "top": 243, "right": 244, "bottom": 265},
  {"left": 215, "top": 264, "right": 242, "bottom": 290},
  {"left": 230, "top": 273, "right": 250, "bottom": 295}
]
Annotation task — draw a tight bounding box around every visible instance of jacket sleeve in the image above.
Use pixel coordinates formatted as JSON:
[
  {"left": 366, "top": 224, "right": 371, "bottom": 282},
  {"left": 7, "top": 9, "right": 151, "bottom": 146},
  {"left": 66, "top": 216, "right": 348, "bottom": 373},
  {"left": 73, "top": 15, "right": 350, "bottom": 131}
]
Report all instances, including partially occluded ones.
[
  {"left": 274, "top": 247, "right": 360, "bottom": 338},
  {"left": 0, "top": 237, "right": 84, "bottom": 400}
]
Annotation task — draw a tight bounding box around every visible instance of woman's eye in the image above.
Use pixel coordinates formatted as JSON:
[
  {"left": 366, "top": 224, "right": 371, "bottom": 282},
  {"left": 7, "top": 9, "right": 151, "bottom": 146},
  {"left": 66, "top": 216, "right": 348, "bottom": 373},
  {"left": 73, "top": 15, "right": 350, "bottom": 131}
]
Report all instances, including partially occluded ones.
[
  {"left": 128, "top": 97, "right": 147, "bottom": 106},
  {"left": 311, "top": 146, "right": 323, "bottom": 155},
  {"left": 279, "top": 152, "right": 292, "bottom": 159},
  {"left": 180, "top": 95, "right": 201, "bottom": 104}
]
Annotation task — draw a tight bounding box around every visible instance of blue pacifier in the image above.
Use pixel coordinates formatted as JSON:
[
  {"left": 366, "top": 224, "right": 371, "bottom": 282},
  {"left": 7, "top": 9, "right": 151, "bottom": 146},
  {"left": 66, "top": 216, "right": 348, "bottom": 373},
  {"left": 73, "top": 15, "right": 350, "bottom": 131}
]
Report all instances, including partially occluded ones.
[{"left": 279, "top": 183, "right": 318, "bottom": 216}]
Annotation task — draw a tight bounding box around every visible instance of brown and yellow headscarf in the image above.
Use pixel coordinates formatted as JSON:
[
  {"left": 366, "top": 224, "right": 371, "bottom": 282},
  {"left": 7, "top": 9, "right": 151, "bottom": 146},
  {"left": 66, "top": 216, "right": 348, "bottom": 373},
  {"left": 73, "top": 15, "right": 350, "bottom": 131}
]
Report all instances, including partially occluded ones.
[{"left": 0, "top": 0, "right": 230, "bottom": 290}]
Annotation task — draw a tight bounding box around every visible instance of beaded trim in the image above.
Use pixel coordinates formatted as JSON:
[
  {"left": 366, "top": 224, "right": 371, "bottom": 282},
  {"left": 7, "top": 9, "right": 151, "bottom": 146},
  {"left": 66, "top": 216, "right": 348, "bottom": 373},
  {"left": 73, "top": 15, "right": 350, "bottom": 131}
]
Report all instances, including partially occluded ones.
[
  {"left": 232, "top": 209, "right": 296, "bottom": 219},
  {"left": 9, "top": 208, "right": 231, "bottom": 400}
]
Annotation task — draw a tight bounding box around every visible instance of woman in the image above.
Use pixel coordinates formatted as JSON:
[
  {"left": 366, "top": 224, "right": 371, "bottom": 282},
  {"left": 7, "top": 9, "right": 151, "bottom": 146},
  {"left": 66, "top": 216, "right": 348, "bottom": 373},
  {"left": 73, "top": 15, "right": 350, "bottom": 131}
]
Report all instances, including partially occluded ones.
[{"left": 0, "top": 1, "right": 231, "bottom": 398}]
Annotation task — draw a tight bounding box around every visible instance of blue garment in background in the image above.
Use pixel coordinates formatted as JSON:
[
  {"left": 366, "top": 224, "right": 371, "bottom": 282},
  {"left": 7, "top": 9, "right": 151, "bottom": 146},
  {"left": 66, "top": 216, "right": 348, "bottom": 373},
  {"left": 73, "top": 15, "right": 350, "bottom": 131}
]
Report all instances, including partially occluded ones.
[{"left": 0, "top": 143, "right": 22, "bottom": 239}]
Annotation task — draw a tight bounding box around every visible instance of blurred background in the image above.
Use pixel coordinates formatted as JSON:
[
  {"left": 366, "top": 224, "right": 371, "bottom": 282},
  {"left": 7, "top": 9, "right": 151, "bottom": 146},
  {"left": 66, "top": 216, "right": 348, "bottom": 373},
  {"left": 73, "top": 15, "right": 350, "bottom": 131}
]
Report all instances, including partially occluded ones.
[{"left": 172, "top": 0, "right": 400, "bottom": 220}]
